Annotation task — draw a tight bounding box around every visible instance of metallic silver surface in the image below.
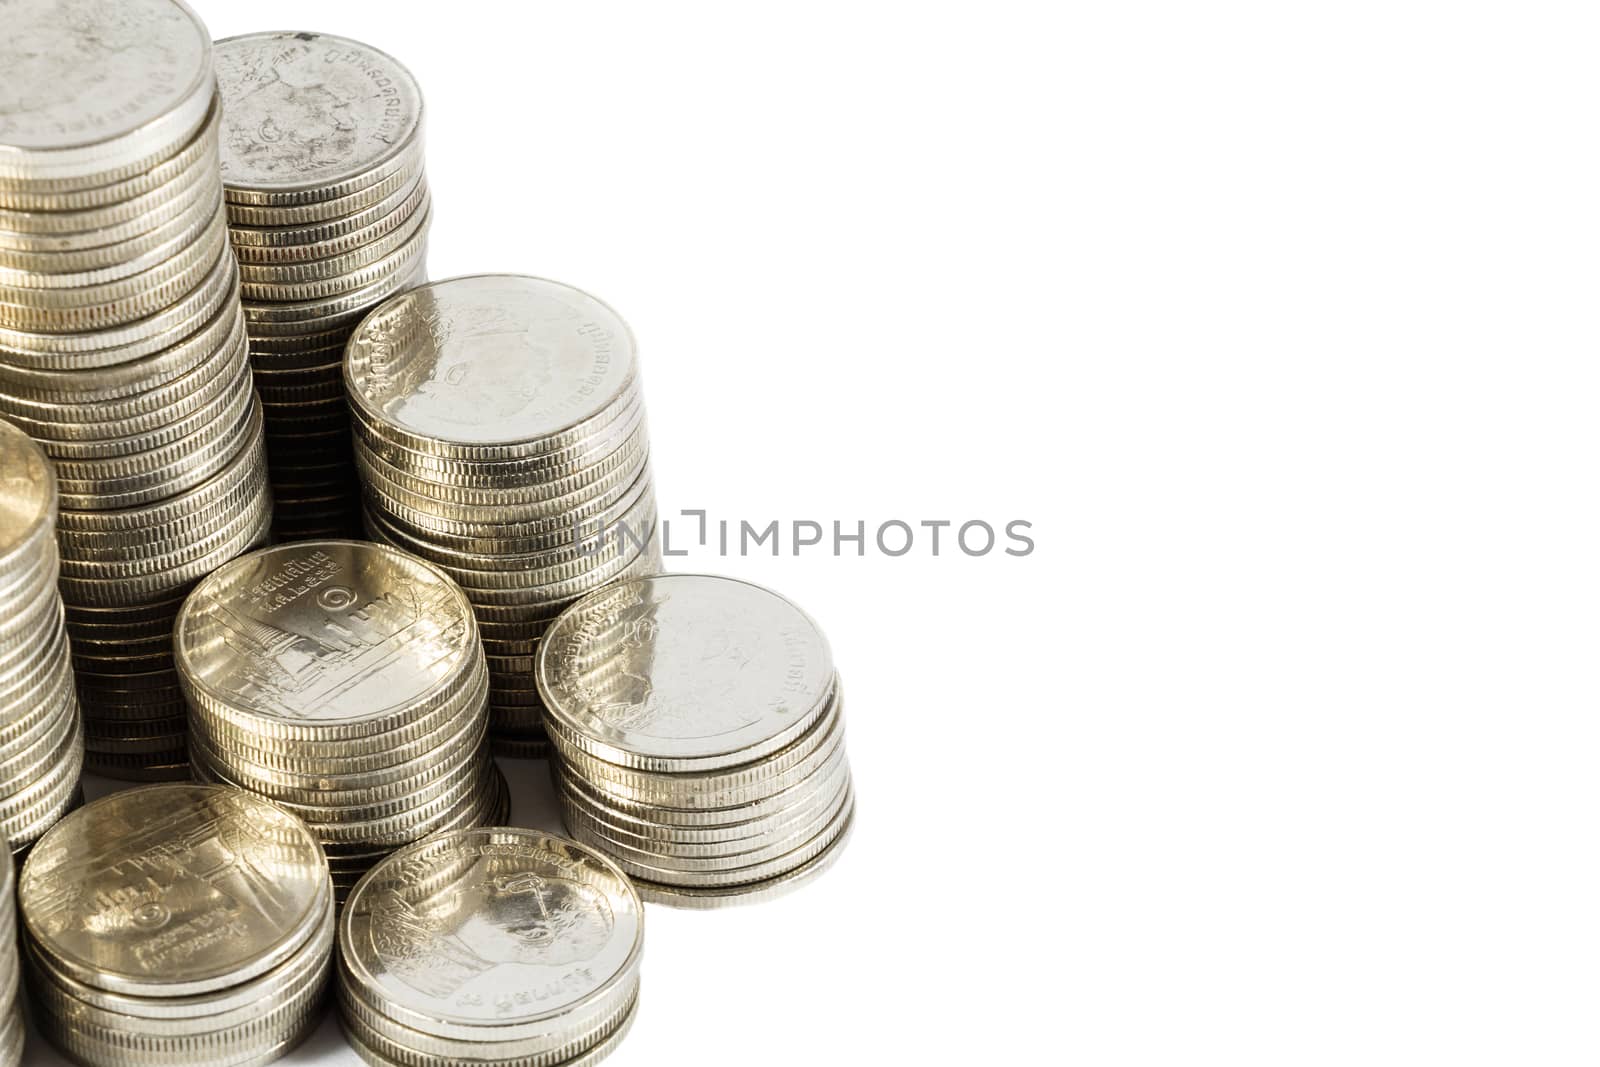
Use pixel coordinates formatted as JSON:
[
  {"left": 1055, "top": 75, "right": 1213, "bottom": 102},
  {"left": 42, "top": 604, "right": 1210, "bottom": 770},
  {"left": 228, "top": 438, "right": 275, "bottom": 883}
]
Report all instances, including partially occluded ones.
[
  {"left": 0, "top": 0, "right": 273, "bottom": 775},
  {"left": 338, "top": 826, "right": 642, "bottom": 1065},
  {"left": 19, "top": 784, "right": 328, "bottom": 996},
  {"left": 540, "top": 575, "right": 856, "bottom": 907},
  {"left": 179, "top": 541, "right": 499, "bottom": 902}
]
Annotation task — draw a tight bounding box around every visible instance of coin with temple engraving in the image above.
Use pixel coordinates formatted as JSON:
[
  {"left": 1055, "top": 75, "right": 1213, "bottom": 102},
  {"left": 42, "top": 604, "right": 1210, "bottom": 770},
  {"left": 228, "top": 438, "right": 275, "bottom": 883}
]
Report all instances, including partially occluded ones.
[
  {"left": 18, "top": 783, "right": 329, "bottom": 997},
  {"left": 339, "top": 826, "right": 643, "bottom": 1063},
  {"left": 176, "top": 540, "right": 476, "bottom": 733},
  {"left": 178, "top": 541, "right": 499, "bottom": 903}
]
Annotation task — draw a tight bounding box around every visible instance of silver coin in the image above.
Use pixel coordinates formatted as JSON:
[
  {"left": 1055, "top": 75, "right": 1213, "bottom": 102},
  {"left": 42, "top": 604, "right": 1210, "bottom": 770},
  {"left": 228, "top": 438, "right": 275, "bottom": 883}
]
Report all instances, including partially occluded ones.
[
  {"left": 175, "top": 540, "right": 481, "bottom": 739},
  {"left": 0, "top": 97, "right": 220, "bottom": 213},
  {"left": 339, "top": 827, "right": 643, "bottom": 1046},
  {"left": 215, "top": 32, "right": 423, "bottom": 199},
  {"left": 0, "top": 418, "right": 56, "bottom": 572},
  {"left": 345, "top": 274, "right": 638, "bottom": 455},
  {"left": 537, "top": 574, "right": 835, "bottom": 773},
  {"left": 0, "top": 0, "right": 213, "bottom": 184},
  {"left": 19, "top": 783, "right": 330, "bottom": 997}
]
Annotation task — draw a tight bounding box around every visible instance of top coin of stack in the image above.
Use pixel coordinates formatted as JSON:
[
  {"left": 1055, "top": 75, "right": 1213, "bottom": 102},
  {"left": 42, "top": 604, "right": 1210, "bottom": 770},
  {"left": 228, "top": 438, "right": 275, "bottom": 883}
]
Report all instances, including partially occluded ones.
[
  {"left": 19, "top": 784, "right": 333, "bottom": 1067},
  {"left": 216, "top": 32, "right": 430, "bottom": 543},
  {"left": 349, "top": 275, "right": 659, "bottom": 759},
  {"left": 539, "top": 574, "right": 855, "bottom": 908},
  {"left": 0, "top": 0, "right": 273, "bottom": 781},
  {"left": 176, "top": 540, "right": 506, "bottom": 899},
  {"left": 338, "top": 827, "right": 643, "bottom": 1067},
  {"left": 0, "top": 420, "right": 82, "bottom": 854}
]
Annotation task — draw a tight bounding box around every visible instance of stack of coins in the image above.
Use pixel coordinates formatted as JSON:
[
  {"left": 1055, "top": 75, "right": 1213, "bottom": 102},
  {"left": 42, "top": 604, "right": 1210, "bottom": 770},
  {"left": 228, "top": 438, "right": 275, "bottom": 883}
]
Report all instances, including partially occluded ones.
[
  {"left": 339, "top": 827, "right": 643, "bottom": 1067},
  {"left": 19, "top": 784, "right": 333, "bottom": 1067},
  {"left": 539, "top": 574, "right": 855, "bottom": 907},
  {"left": 175, "top": 540, "right": 507, "bottom": 899},
  {"left": 215, "top": 32, "right": 430, "bottom": 543},
  {"left": 348, "top": 275, "right": 659, "bottom": 759},
  {"left": 0, "top": 855, "right": 24, "bottom": 1065},
  {"left": 0, "top": 421, "right": 82, "bottom": 852},
  {"left": 0, "top": 0, "right": 273, "bottom": 780}
]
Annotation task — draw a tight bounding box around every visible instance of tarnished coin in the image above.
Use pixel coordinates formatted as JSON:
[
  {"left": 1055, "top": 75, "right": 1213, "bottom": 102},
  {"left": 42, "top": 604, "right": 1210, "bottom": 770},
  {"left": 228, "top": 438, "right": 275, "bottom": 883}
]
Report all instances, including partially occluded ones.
[
  {"left": 18, "top": 784, "right": 330, "bottom": 996},
  {"left": 0, "top": 0, "right": 214, "bottom": 184},
  {"left": 340, "top": 828, "right": 643, "bottom": 1048},
  {"left": 215, "top": 32, "right": 423, "bottom": 201}
]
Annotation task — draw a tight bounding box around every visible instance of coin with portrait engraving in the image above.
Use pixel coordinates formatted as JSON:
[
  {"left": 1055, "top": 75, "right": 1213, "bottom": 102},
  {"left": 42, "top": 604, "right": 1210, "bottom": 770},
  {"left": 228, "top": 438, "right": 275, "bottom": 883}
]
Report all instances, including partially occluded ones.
[
  {"left": 0, "top": 0, "right": 214, "bottom": 184},
  {"left": 213, "top": 32, "right": 430, "bottom": 543},
  {"left": 339, "top": 826, "right": 642, "bottom": 1065},
  {"left": 348, "top": 275, "right": 660, "bottom": 755},
  {"left": 538, "top": 575, "right": 856, "bottom": 907}
]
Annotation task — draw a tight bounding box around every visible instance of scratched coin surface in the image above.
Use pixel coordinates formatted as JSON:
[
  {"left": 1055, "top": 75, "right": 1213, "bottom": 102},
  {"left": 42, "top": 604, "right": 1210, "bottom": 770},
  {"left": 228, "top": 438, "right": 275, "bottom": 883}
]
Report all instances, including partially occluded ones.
[
  {"left": 538, "top": 574, "right": 834, "bottom": 763},
  {"left": 346, "top": 275, "right": 638, "bottom": 447},
  {"left": 342, "top": 827, "right": 642, "bottom": 1036},
  {"left": 0, "top": 0, "right": 211, "bottom": 156},
  {"left": 214, "top": 32, "right": 422, "bottom": 193},
  {"left": 176, "top": 540, "right": 475, "bottom": 726},
  {"left": 18, "top": 783, "right": 329, "bottom": 995}
]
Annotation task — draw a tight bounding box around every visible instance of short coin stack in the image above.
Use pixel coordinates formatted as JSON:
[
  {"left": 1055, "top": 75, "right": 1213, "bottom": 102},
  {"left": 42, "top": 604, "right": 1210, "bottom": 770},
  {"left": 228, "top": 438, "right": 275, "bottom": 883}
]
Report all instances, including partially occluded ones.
[
  {"left": 0, "top": 0, "right": 272, "bottom": 780},
  {"left": 216, "top": 32, "right": 430, "bottom": 542},
  {"left": 348, "top": 275, "right": 659, "bottom": 759},
  {"left": 339, "top": 827, "right": 643, "bottom": 1067},
  {"left": 539, "top": 574, "right": 855, "bottom": 907},
  {"left": 176, "top": 540, "right": 506, "bottom": 900},
  {"left": 19, "top": 784, "right": 333, "bottom": 1067},
  {"left": 0, "top": 855, "right": 24, "bottom": 1066},
  {"left": 0, "top": 420, "right": 82, "bottom": 852}
]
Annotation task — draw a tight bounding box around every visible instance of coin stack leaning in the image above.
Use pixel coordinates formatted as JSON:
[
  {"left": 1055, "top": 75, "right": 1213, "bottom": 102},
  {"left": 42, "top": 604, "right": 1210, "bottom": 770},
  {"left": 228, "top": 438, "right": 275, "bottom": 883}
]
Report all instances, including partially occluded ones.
[
  {"left": 0, "top": 855, "right": 24, "bottom": 1066},
  {"left": 0, "top": 420, "right": 83, "bottom": 853},
  {"left": 19, "top": 784, "right": 333, "bottom": 1067},
  {"left": 539, "top": 574, "right": 855, "bottom": 908},
  {"left": 0, "top": 0, "right": 273, "bottom": 781},
  {"left": 215, "top": 32, "right": 430, "bottom": 543},
  {"left": 348, "top": 275, "right": 659, "bottom": 760},
  {"left": 176, "top": 539, "right": 507, "bottom": 900},
  {"left": 339, "top": 827, "right": 643, "bottom": 1067}
]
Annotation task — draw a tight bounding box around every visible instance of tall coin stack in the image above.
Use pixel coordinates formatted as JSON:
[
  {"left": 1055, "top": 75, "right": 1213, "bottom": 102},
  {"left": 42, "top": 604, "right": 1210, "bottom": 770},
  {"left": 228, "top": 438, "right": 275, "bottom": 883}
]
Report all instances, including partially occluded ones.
[
  {"left": 0, "top": 0, "right": 273, "bottom": 781},
  {"left": 348, "top": 275, "right": 659, "bottom": 759},
  {"left": 0, "top": 856, "right": 23, "bottom": 1066},
  {"left": 20, "top": 784, "right": 333, "bottom": 1067},
  {"left": 176, "top": 540, "right": 507, "bottom": 899},
  {"left": 215, "top": 32, "right": 430, "bottom": 542},
  {"left": 339, "top": 827, "right": 643, "bottom": 1067},
  {"left": 539, "top": 575, "right": 856, "bottom": 907},
  {"left": 0, "top": 421, "right": 82, "bottom": 852}
]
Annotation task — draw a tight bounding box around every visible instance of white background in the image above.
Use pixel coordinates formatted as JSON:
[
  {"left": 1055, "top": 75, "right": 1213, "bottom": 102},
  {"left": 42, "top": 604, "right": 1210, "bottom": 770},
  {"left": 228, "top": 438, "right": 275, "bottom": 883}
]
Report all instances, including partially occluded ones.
[{"left": 26, "top": 1, "right": 1598, "bottom": 1064}]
